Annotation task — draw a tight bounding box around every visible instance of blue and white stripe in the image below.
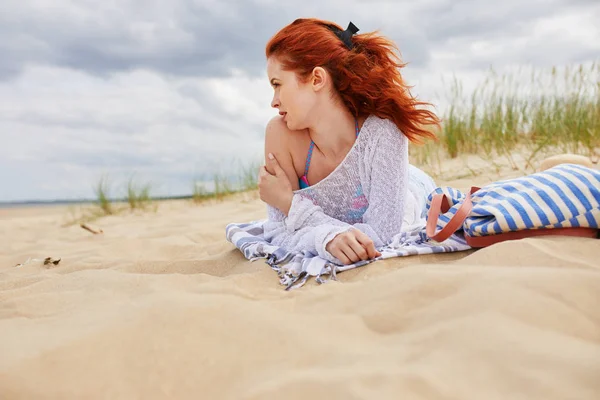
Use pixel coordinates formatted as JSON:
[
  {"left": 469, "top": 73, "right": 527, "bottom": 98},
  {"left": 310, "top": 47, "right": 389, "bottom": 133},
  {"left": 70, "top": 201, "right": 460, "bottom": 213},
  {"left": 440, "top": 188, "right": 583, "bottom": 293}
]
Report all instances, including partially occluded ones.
[{"left": 426, "top": 164, "right": 600, "bottom": 238}]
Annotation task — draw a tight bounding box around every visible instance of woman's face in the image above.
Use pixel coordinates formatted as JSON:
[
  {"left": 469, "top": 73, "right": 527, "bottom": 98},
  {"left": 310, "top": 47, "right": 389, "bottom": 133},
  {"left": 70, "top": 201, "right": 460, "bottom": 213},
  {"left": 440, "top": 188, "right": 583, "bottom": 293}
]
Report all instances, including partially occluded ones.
[{"left": 267, "top": 57, "right": 316, "bottom": 131}]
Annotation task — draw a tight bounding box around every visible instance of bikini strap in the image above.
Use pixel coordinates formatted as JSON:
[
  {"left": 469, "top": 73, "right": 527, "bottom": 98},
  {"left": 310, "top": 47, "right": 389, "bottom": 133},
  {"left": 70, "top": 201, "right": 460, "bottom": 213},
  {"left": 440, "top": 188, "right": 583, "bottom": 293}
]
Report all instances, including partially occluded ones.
[
  {"left": 303, "top": 117, "right": 359, "bottom": 178},
  {"left": 303, "top": 141, "right": 315, "bottom": 177}
]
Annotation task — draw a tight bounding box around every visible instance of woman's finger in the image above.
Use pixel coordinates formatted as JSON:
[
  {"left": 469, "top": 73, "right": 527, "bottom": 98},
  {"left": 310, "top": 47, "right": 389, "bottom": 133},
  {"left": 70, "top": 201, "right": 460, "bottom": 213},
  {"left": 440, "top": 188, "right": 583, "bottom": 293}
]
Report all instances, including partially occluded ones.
[
  {"left": 346, "top": 236, "right": 369, "bottom": 261},
  {"left": 353, "top": 230, "right": 381, "bottom": 259},
  {"left": 258, "top": 165, "right": 269, "bottom": 178},
  {"left": 267, "top": 153, "right": 286, "bottom": 178},
  {"left": 332, "top": 248, "right": 351, "bottom": 265},
  {"left": 338, "top": 242, "right": 363, "bottom": 264}
]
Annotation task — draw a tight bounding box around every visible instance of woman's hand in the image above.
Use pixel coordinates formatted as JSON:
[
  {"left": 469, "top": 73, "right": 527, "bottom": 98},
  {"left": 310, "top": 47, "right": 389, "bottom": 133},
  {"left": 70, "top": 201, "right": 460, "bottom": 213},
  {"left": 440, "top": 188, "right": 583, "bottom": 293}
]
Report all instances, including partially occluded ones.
[
  {"left": 326, "top": 229, "right": 382, "bottom": 265},
  {"left": 258, "top": 153, "right": 294, "bottom": 215}
]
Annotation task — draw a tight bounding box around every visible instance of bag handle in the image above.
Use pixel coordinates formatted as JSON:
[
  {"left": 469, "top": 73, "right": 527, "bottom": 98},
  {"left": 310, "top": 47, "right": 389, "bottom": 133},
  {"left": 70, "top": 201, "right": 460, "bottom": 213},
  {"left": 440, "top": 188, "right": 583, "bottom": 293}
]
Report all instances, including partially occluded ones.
[{"left": 426, "top": 187, "right": 479, "bottom": 243}]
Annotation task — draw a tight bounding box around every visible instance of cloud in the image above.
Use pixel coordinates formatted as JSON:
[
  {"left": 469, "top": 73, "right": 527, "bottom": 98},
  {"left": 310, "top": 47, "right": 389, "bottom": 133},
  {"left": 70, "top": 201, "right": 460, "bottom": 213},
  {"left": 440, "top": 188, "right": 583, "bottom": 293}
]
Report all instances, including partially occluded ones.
[
  {"left": 0, "top": 0, "right": 284, "bottom": 80},
  {"left": 0, "top": 65, "right": 268, "bottom": 201},
  {"left": 2, "top": 0, "right": 597, "bottom": 81},
  {"left": 1, "top": 0, "right": 437, "bottom": 81}
]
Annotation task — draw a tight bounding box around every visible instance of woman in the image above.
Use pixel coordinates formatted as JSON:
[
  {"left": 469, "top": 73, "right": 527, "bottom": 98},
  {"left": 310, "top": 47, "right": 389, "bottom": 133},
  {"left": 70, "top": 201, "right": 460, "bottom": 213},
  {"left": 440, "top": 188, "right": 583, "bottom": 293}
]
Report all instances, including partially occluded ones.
[{"left": 258, "top": 18, "right": 439, "bottom": 266}]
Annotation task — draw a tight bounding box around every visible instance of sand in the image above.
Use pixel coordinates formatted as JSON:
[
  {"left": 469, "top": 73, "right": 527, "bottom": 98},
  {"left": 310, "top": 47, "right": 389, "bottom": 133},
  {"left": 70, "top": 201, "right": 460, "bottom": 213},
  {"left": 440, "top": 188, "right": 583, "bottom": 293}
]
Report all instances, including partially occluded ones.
[{"left": 1, "top": 157, "right": 600, "bottom": 399}]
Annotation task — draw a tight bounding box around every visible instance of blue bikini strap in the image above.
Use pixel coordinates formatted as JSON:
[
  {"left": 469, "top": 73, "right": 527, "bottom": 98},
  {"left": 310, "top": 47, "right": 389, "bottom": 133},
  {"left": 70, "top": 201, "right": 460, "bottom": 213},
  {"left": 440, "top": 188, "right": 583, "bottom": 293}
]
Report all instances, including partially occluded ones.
[{"left": 303, "top": 117, "right": 359, "bottom": 178}]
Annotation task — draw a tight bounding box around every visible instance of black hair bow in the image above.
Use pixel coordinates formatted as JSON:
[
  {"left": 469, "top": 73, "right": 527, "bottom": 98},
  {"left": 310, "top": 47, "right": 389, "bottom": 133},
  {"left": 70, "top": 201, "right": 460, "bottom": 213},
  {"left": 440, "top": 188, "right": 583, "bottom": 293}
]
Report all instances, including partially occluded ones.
[{"left": 330, "top": 22, "right": 359, "bottom": 50}]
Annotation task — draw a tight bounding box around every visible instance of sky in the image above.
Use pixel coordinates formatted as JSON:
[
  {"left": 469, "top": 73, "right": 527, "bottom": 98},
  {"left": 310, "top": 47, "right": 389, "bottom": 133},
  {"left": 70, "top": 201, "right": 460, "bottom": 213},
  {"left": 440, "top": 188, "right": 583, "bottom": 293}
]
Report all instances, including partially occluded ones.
[{"left": 1, "top": 0, "right": 599, "bottom": 202}]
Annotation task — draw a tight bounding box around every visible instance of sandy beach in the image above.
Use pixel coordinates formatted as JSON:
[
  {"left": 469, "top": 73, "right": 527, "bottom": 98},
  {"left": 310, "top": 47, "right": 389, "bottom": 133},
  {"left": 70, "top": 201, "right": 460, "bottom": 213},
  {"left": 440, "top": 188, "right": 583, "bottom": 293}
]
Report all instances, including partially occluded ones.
[{"left": 1, "top": 156, "right": 599, "bottom": 400}]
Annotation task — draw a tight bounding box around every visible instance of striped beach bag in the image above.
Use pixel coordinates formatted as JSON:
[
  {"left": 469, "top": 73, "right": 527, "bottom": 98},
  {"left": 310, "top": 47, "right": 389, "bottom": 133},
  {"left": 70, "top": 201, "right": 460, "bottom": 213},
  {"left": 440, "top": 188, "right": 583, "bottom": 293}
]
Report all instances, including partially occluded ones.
[{"left": 425, "top": 164, "right": 600, "bottom": 247}]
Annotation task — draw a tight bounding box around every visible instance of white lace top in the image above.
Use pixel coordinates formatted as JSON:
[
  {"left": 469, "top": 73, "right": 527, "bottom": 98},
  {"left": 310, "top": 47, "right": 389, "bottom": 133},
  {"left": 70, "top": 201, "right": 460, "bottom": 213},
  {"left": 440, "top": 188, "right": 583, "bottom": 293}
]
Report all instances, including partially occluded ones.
[{"left": 263, "top": 114, "right": 427, "bottom": 264}]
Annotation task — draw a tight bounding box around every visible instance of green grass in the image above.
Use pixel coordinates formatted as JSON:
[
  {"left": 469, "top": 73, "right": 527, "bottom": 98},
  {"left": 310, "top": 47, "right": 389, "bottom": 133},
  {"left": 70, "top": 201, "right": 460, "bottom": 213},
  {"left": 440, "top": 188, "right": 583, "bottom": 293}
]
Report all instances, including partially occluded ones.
[
  {"left": 192, "top": 158, "right": 260, "bottom": 204},
  {"left": 126, "top": 175, "right": 152, "bottom": 210},
  {"left": 93, "top": 174, "right": 113, "bottom": 215},
  {"left": 414, "top": 61, "right": 599, "bottom": 173},
  {"left": 62, "top": 175, "right": 157, "bottom": 226},
  {"left": 67, "top": 159, "right": 259, "bottom": 226},
  {"left": 236, "top": 159, "right": 261, "bottom": 192}
]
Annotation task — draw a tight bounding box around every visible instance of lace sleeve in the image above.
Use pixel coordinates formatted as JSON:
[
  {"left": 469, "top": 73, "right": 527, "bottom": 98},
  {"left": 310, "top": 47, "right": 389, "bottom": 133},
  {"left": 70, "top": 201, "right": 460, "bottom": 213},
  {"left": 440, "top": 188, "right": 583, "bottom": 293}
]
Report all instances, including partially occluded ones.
[{"left": 358, "top": 119, "right": 409, "bottom": 243}]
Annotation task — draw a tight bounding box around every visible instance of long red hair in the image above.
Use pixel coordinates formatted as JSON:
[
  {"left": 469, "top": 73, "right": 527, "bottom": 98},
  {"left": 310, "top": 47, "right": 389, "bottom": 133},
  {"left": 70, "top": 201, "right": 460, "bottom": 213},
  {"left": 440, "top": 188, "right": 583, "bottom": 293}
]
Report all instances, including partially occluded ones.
[{"left": 266, "top": 18, "right": 439, "bottom": 143}]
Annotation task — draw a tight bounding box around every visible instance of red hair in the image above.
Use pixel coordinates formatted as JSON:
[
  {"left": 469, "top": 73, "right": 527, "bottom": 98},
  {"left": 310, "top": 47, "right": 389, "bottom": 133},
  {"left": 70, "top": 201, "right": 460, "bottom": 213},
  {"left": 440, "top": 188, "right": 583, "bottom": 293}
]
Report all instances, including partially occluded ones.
[{"left": 266, "top": 18, "right": 439, "bottom": 143}]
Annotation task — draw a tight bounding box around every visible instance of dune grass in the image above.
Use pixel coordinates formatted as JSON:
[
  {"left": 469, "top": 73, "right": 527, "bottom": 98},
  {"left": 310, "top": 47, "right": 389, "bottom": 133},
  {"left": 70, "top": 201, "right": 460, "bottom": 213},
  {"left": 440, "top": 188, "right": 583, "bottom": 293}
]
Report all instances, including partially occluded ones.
[
  {"left": 414, "top": 62, "right": 599, "bottom": 174},
  {"left": 63, "top": 175, "right": 156, "bottom": 226},
  {"left": 126, "top": 175, "right": 153, "bottom": 210},
  {"left": 68, "top": 158, "right": 259, "bottom": 226},
  {"left": 93, "top": 175, "right": 113, "bottom": 215},
  {"left": 192, "top": 159, "right": 260, "bottom": 204}
]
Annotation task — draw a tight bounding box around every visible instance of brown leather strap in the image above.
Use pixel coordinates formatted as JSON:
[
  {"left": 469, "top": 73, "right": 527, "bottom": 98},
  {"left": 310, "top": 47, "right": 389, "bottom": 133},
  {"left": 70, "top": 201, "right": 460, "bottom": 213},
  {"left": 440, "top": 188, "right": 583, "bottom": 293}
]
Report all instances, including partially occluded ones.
[
  {"left": 426, "top": 187, "right": 479, "bottom": 243},
  {"left": 465, "top": 227, "right": 599, "bottom": 247},
  {"left": 425, "top": 186, "right": 599, "bottom": 247}
]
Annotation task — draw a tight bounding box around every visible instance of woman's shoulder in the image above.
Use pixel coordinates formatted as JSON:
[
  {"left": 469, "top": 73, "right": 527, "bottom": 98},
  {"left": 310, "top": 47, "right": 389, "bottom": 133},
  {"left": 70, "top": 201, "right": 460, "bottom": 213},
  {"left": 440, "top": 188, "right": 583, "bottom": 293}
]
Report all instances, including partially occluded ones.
[
  {"left": 362, "top": 114, "right": 407, "bottom": 144},
  {"left": 264, "top": 115, "right": 310, "bottom": 189}
]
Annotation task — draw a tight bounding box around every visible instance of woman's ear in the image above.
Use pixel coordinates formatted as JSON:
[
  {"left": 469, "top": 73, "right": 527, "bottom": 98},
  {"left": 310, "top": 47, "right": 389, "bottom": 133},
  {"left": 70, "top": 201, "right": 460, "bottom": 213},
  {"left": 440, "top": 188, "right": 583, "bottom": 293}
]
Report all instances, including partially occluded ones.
[{"left": 311, "top": 67, "right": 328, "bottom": 92}]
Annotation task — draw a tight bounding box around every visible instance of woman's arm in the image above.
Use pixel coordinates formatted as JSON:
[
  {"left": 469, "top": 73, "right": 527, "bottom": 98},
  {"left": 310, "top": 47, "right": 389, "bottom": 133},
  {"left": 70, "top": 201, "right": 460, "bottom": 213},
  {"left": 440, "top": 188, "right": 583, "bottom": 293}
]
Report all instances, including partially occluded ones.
[{"left": 263, "top": 116, "right": 300, "bottom": 192}]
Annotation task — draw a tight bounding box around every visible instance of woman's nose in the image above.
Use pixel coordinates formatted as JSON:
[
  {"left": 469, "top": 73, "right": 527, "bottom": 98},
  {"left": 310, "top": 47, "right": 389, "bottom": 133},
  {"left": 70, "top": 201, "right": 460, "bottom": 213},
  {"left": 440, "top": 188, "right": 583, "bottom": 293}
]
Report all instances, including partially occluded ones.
[{"left": 271, "top": 94, "right": 279, "bottom": 109}]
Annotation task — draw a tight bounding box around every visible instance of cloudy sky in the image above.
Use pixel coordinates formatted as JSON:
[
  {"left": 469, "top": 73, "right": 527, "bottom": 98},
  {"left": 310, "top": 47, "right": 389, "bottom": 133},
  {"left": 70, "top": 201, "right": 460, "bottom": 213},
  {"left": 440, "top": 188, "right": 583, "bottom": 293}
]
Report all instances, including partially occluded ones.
[{"left": 1, "top": 0, "right": 599, "bottom": 202}]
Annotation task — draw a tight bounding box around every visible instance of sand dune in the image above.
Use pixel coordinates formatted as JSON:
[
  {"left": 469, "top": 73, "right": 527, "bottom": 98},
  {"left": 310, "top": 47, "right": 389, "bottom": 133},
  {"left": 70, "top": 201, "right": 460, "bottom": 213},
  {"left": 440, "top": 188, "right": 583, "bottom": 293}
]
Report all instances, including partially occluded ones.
[{"left": 1, "top": 161, "right": 599, "bottom": 399}]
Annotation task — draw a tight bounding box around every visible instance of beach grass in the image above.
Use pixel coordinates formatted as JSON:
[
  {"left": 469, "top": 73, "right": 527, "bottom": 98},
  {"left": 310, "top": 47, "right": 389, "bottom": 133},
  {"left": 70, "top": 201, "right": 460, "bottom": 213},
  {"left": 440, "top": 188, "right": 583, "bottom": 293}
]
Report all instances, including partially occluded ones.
[
  {"left": 444, "top": 62, "right": 597, "bottom": 159},
  {"left": 411, "top": 61, "right": 599, "bottom": 176},
  {"left": 93, "top": 175, "right": 113, "bottom": 215},
  {"left": 68, "top": 158, "right": 259, "bottom": 225},
  {"left": 63, "top": 175, "right": 158, "bottom": 226},
  {"left": 192, "top": 159, "right": 260, "bottom": 204},
  {"left": 126, "top": 175, "right": 153, "bottom": 210}
]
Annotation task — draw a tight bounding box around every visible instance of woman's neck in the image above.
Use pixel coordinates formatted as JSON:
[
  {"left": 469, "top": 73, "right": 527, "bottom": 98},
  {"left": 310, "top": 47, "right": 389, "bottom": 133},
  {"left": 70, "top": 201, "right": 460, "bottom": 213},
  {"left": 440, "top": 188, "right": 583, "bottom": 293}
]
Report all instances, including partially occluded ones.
[{"left": 307, "top": 105, "right": 360, "bottom": 162}]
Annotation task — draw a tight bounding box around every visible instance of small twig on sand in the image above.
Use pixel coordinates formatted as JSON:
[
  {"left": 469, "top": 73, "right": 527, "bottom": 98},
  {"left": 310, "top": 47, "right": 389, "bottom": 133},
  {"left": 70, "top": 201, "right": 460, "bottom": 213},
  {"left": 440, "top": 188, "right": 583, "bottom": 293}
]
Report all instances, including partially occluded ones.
[{"left": 80, "top": 223, "right": 103, "bottom": 234}]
